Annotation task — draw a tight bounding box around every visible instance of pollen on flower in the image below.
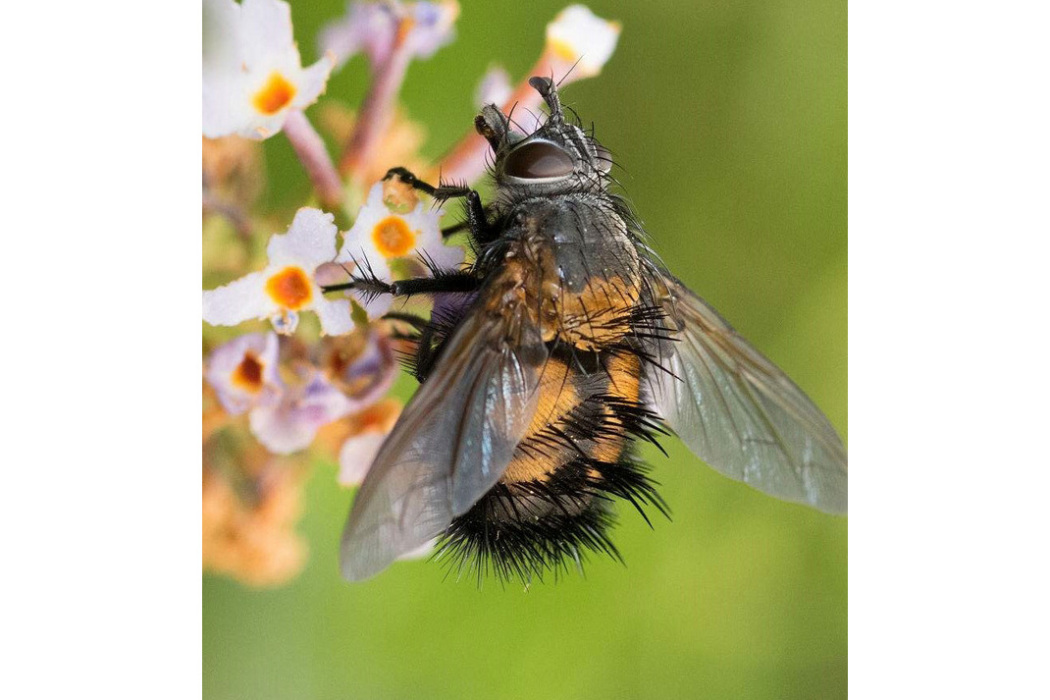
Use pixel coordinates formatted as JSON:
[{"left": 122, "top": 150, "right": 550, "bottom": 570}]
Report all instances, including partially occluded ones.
[
  {"left": 253, "top": 72, "right": 297, "bottom": 116},
  {"left": 265, "top": 267, "right": 313, "bottom": 309},
  {"left": 548, "top": 38, "right": 578, "bottom": 63},
  {"left": 232, "top": 353, "right": 264, "bottom": 392},
  {"left": 371, "top": 216, "right": 417, "bottom": 257}
]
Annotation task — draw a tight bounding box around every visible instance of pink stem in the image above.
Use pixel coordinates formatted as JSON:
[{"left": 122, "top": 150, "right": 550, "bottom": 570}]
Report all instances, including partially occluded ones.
[
  {"left": 283, "top": 110, "right": 344, "bottom": 208},
  {"left": 340, "top": 37, "right": 414, "bottom": 183}
]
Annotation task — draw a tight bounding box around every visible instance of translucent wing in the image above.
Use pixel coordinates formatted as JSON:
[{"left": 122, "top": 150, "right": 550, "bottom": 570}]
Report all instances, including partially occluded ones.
[
  {"left": 340, "top": 291, "right": 549, "bottom": 581},
  {"left": 646, "top": 275, "right": 847, "bottom": 513}
]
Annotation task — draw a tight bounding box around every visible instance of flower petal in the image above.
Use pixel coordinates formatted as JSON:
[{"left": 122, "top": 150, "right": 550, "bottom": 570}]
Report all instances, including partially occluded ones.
[
  {"left": 250, "top": 406, "right": 314, "bottom": 454},
  {"left": 238, "top": 0, "right": 296, "bottom": 70},
  {"left": 335, "top": 248, "right": 394, "bottom": 320},
  {"left": 203, "top": 69, "right": 259, "bottom": 139},
  {"left": 202, "top": 0, "right": 329, "bottom": 140},
  {"left": 338, "top": 195, "right": 395, "bottom": 280},
  {"left": 318, "top": 2, "right": 397, "bottom": 71},
  {"left": 204, "top": 68, "right": 291, "bottom": 140},
  {"left": 242, "top": 106, "right": 290, "bottom": 141},
  {"left": 336, "top": 331, "right": 398, "bottom": 404},
  {"left": 314, "top": 296, "right": 355, "bottom": 336},
  {"left": 336, "top": 180, "right": 469, "bottom": 319},
  {"left": 402, "top": 1, "right": 460, "bottom": 59},
  {"left": 249, "top": 372, "right": 353, "bottom": 454},
  {"left": 291, "top": 54, "right": 335, "bottom": 111},
  {"left": 337, "top": 430, "right": 386, "bottom": 486},
  {"left": 328, "top": 241, "right": 394, "bottom": 321},
  {"left": 356, "top": 291, "right": 393, "bottom": 320},
  {"left": 319, "top": 1, "right": 459, "bottom": 72},
  {"left": 203, "top": 270, "right": 273, "bottom": 327},
  {"left": 205, "top": 332, "right": 281, "bottom": 414},
  {"left": 203, "top": 0, "right": 241, "bottom": 77},
  {"left": 475, "top": 65, "right": 512, "bottom": 107},
  {"left": 545, "top": 5, "right": 621, "bottom": 78},
  {"left": 267, "top": 208, "right": 338, "bottom": 268},
  {"left": 406, "top": 203, "right": 464, "bottom": 271}
]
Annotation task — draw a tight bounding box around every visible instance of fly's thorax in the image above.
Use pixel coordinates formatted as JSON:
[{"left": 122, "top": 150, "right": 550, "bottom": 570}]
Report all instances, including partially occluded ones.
[{"left": 495, "top": 195, "right": 643, "bottom": 351}]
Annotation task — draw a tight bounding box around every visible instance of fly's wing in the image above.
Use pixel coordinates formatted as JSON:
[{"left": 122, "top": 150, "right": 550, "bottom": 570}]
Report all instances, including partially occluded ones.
[
  {"left": 340, "top": 287, "right": 549, "bottom": 582},
  {"left": 646, "top": 275, "right": 847, "bottom": 513}
]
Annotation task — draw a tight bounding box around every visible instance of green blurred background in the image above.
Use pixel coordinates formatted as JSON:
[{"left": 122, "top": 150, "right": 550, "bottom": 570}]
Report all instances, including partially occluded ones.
[{"left": 203, "top": 0, "right": 847, "bottom": 697}]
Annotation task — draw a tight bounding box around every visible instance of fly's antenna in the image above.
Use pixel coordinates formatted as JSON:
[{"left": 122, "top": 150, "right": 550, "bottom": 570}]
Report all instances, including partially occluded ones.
[
  {"left": 528, "top": 76, "right": 564, "bottom": 124},
  {"left": 556, "top": 56, "right": 585, "bottom": 87}
]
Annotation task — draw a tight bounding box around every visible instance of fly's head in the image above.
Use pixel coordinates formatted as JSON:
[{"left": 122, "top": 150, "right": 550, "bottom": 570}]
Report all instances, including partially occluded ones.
[{"left": 476, "top": 76, "right": 613, "bottom": 197}]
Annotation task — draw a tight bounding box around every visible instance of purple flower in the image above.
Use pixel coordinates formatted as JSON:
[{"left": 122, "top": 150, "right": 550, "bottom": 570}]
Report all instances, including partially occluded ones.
[
  {"left": 205, "top": 332, "right": 281, "bottom": 415},
  {"left": 319, "top": 1, "right": 460, "bottom": 72},
  {"left": 249, "top": 371, "right": 356, "bottom": 454}
]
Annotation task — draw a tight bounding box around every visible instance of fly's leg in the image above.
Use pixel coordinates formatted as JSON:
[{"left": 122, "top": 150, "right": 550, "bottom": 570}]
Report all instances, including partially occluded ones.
[
  {"left": 383, "top": 167, "right": 495, "bottom": 243},
  {"left": 320, "top": 271, "right": 479, "bottom": 298},
  {"left": 384, "top": 166, "right": 467, "bottom": 199},
  {"left": 382, "top": 311, "right": 429, "bottom": 330},
  {"left": 439, "top": 215, "right": 487, "bottom": 239},
  {"left": 381, "top": 312, "right": 439, "bottom": 381},
  {"left": 335, "top": 284, "right": 469, "bottom": 382}
]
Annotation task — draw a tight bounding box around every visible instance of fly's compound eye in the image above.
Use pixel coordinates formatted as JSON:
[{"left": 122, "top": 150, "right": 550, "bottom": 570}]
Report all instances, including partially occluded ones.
[{"left": 503, "top": 140, "right": 575, "bottom": 180}]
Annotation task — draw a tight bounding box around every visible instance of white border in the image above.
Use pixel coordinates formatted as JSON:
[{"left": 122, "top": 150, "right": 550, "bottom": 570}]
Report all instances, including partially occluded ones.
[
  {"left": 4, "top": 2, "right": 200, "bottom": 697},
  {"left": 850, "top": 1, "right": 1049, "bottom": 696}
]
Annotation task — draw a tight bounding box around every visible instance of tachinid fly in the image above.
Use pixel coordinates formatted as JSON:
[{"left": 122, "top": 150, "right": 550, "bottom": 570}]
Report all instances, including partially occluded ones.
[{"left": 325, "top": 77, "right": 847, "bottom": 583}]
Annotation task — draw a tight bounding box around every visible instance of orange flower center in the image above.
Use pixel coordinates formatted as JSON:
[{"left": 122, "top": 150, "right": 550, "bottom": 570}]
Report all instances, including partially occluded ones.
[
  {"left": 265, "top": 267, "right": 313, "bottom": 310},
  {"left": 371, "top": 216, "right": 417, "bottom": 257},
  {"left": 252, "top": 72, "right": 297, "bottom": 115},
  {"left": 232, "top": 353, "right": 264, "bottom": 392},
  {"left": 547, "top": 39, "right": 579, "bottom": 62}
]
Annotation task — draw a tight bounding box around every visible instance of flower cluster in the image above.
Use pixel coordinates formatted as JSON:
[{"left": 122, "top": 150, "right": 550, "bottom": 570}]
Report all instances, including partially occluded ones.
[{"left": 202, "top": 0, "right": 620, "bottom": 586}]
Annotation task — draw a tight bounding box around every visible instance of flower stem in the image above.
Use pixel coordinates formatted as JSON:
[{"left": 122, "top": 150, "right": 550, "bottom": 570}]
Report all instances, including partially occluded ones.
[
  {"left": 283, "top": 110, "right": 344, "bottom": 209},
  {"left": 339, "top": 31, "right": 414, "bottom": 183}
]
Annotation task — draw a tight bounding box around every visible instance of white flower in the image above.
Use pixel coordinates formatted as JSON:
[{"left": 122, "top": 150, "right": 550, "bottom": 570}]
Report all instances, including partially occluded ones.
[
  {"left": 203, "top": 208, "right": 353, "bottom": 336},
  {"left": 319, "top": 1, "right": 460, "bottom": 72},
  {"left": 203, "top": 0, "right": 334, "bottom": 140},
  {"left": 545, "top": 5, "right": 621, "bottom": 78},
  {"left": 334, "top": 182, "right": 465, "bottom": 319},
  {"left": 205, "top": 332, "right": 281, "bottom": 414}
]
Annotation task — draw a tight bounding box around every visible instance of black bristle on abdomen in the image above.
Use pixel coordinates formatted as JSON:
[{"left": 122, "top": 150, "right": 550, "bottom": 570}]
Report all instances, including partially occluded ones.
[{"left": 435, "top": 448, "right": 670, "bottom": 586}]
